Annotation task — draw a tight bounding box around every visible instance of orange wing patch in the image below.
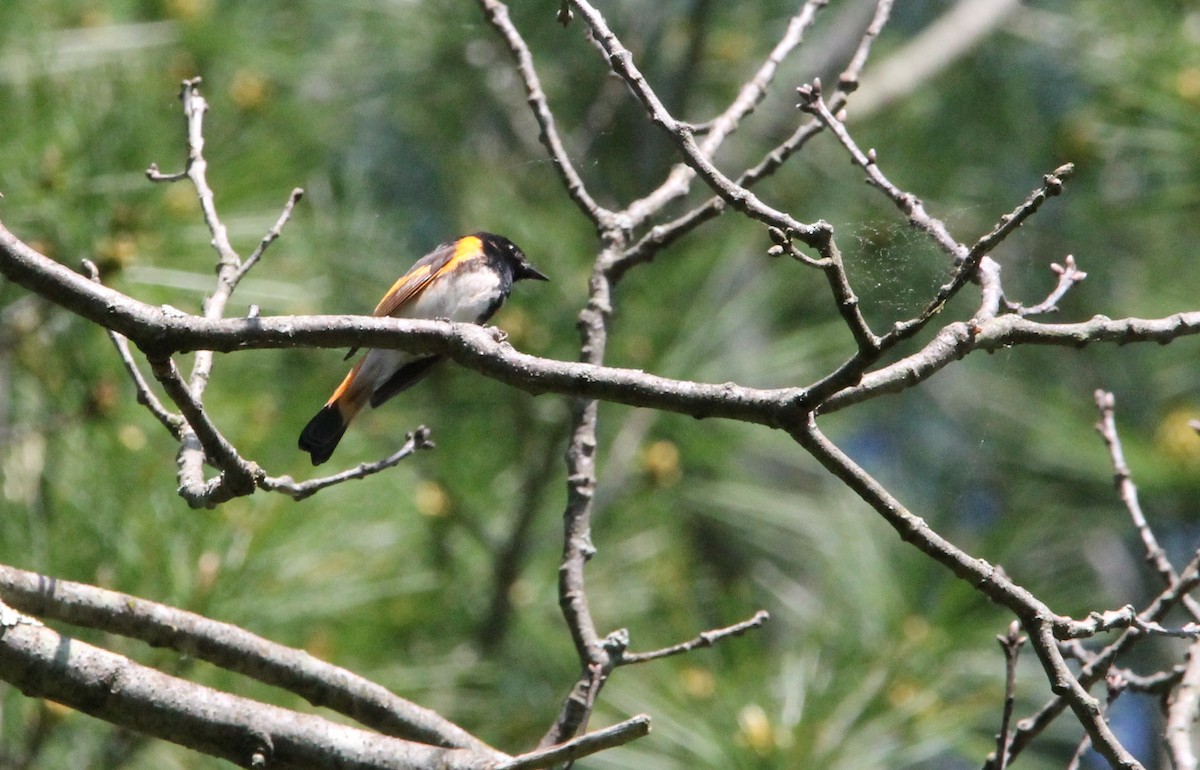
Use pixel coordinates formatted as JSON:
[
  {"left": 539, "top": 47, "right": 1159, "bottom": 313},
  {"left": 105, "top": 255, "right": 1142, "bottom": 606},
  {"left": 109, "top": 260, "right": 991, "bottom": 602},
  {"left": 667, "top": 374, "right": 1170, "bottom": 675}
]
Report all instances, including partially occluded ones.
[{"left": 372, "top": 235, "right": 483, "bottom": 318}]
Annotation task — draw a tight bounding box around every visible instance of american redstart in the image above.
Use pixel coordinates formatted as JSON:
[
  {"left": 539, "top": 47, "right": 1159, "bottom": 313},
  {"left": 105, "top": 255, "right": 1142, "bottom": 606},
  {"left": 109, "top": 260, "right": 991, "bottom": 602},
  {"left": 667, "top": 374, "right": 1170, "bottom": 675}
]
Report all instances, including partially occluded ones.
[{"left": 299, "top": 232, "right": 548, "bottom": 465}]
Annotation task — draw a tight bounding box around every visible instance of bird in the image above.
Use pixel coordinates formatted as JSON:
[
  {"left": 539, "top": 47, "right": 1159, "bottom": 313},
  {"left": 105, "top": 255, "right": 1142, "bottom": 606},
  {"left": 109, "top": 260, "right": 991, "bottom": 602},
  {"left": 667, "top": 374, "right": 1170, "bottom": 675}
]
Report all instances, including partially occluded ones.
[{"left": 298, "top": 232, "right": 548, "bottom": 465}]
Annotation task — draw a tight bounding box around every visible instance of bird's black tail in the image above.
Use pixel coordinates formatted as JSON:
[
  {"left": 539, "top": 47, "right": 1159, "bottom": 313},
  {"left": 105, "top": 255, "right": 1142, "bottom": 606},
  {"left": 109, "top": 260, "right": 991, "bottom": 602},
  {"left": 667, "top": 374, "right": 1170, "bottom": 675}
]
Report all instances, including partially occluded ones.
[{"left": 298, "top": 404, "right": 349, "bottom": 466}]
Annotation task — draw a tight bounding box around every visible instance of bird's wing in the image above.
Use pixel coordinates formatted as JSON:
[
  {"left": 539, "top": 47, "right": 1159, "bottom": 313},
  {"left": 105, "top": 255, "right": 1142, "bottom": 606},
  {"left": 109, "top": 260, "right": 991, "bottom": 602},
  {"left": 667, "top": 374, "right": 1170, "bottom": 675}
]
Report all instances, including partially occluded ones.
[{"left": 372, "top": 235, "right": 483, "bottom": 318}]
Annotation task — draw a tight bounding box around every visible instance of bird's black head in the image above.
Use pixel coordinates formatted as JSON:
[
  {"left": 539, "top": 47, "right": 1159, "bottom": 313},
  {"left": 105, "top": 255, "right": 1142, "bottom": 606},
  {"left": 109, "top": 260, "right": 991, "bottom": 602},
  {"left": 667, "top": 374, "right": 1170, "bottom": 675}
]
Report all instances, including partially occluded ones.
[{"left": 477, "top": 232, "right": 549, "bottom": 283}]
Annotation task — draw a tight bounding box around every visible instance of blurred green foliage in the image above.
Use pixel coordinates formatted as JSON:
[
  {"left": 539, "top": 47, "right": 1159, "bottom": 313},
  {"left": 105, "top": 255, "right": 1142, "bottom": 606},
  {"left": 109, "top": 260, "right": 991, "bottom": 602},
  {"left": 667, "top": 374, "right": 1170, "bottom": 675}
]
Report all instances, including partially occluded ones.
[{"left": 1, "top": 1, "right": 1198, "bottom": 768}]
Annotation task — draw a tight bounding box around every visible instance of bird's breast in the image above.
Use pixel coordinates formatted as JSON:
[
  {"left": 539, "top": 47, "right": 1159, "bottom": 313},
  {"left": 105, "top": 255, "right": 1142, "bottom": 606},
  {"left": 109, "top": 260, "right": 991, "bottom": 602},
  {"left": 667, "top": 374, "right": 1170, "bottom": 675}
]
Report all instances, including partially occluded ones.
[{"left": 401, "top": 265, "right": 508, "bottom": 323}]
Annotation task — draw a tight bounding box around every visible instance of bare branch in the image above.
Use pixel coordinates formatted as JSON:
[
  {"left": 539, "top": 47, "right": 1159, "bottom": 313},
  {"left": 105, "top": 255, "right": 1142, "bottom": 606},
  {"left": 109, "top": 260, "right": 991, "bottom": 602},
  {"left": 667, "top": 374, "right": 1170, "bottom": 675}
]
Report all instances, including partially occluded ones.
[
  {"left": 541, "top": 243, "right": 621, "bottom": 747},
  {"left": 569, "top": 0, "right": 825, "bottom": 245},
  {"left": 796, "top": 79, "right": 967, "bottom": 262},
  {"left": 984, "top": 550, "right": 1200, "bottom": 769},
  {"left": 6, "top": 221, "right": 1200, "bottom": 428},
  {"left": 0, "top": 563, "right": 490, "bottom": 752},
  {"left": 147, "top": 354, "right": 264, "bottom": 507},
  {"left": 993, "top": 621, "right": 1025, "bottom": 770},
  {"left": 81, "top": 258, "right": 184, "bottom": 437},
  {"left": 624, "top": 0, "right": 832, "bottom": 226},
  {"left": 496, "top": 714, "right": 651, "bottom": 770},
  {"left": 476, "top": 0, "right": 613, "bottom": 228},
  {"left": 819, "top": 310, "right": 1200, "bottom": 414},
  {"left": 235, "top": 186, "right": 305, "bottom": 284},
  {"left": 619, "top": 610, "right": 769, "bottom": 666},
  {"left": 916, "top": 164, "right": 1075, "bottom": 325},
  {"left": 1054, "top": 604, "right": 1200, "bottom": 640},
  {"left": 789, "top": 414, "right": 1143, "bottom": 769},
  {"left": 259, "top": 427, "right": 434, "bottom": 501},
  {"left": 838, "top": 0, "right": 895, "bottom": 92},
  {"left": 1009, "top": 255, "right": 1088, "bottom": 316},
  {"left": 1166, "top": 640, "right": 1200, "bottom": 770},
  {"left": 1094, "top": 390, "right": 1200, "bottom": 619},
  {"left": 0, "top": 601, "right": 504, "bottom": 770}
]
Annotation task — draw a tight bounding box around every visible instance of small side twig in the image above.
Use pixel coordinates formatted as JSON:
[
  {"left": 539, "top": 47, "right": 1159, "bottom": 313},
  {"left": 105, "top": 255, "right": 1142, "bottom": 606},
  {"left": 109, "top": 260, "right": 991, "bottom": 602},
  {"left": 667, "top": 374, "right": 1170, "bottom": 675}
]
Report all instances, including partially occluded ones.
[
  {"left": 495, "top": 714, "right": 651, "bottom": 770},
  {"left": 623, "top": 0, "right": 831, "bottom": 227},
  {"left": 570, "top": 0, "right": 823, "bottom": 245},
  {"left": 921, "top": 164, "right": 1075, "bottom": 324},
  {"left": 1055, "top": 604, "right": 1200, "bottom": 640},
  {"left": 1110, "top": 665, "right": 1184, "bottom": 696},
  {"left": 81, "top": 259, "right": 184, "bottom": 437},
  {"left": 616, "top": 0, "right": 892, "bottom": 260},
  {"left": 619, "top": 610, "right": 769, "bottom": 666},
  {"left": 837, "top": 0, "right": 894, "bottom": 93},
  {"left": 234, "top": 187, "right": 304, "bottom": 284},
  {"left": 993, "top": 620, "right": 1025, "bottom": 770},
  {"left": 1007, "top": 255, "right": 1088, "bottom": 317},
  {"left": 259, "top": 427, "right": 434, "bottom": 501}
]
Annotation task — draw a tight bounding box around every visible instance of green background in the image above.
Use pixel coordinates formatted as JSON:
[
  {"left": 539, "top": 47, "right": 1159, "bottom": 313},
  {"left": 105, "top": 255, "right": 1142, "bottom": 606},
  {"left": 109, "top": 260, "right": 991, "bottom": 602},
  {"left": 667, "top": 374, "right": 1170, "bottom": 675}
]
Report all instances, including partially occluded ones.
[{"left": 1, "top": 1, "right": 1198, "bottom": 768}]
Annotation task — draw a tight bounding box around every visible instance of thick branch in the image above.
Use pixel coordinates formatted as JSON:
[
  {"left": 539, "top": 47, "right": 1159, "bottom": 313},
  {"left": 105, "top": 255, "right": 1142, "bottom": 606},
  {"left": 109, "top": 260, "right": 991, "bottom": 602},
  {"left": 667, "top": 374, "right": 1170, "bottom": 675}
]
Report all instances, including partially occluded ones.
[
  {"left": 5, "top": 221, "right": 1200, "bottom": 428},
  {"left": 0, "top": 604, "right": 499, "bottom": 770},
  {"left": 0, "top": 564, "right": 489, "bottom": 751}
]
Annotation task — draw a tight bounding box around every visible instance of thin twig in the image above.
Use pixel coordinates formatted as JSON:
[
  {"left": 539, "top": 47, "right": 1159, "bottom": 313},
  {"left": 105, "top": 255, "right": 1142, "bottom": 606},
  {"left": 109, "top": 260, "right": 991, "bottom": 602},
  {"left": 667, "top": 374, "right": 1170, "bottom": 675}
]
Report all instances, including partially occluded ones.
[
  {"left": 260, "top": 426, "right": 434, "bottom": 498},
  {"left": 615, "top": 0, "right": 894, "bottom": 276},
  {"left": 1008, "top": 255, "right": 1087, "bottom": 316},
  {"left": 913, "top": 164, "right": 1075, "bottom": 325},
  {"left": 1054, "top": 604, "right": 1200, "bottom": 640},
  {"left": 619, "top": 610, "right": 769, "bottom": 665},
  {"left": 495, "top": 714, "right": 651, "bottom": 770},
  {"left": 796, "top": 79, "right": 966, "bottom": 262},
  {"left": 81, "top": 259, "right": 183, "bottom": 437},
  {"left": 1065, "top": 734, "right": 1092, "bottom": 770},
  {"left": 624, "top": 0, "right": 831, "bottom": 227},
  {"left": 259, "top": 427, "right": 435, "bottom": 501},
  {"left": 476, "top": 0, "right": 612, "bottom": 229},
  {"left": 234, "top": 187, "right": 304, "bottom": 284},
  {"left": 837, "top": 0, "right": 894, "bottom": 92},
  {"left": 1093, "top": 389, "right": 1200, "bottom": 618},
  {"left": 994, "top": 621, "right": 1025, "bottom": 770},
  {"left": 570, "top": 0, "right": 824, "bottom": 245},
  {"left": 1109, "top": 665, "right": 1184, "bottom": 695}
]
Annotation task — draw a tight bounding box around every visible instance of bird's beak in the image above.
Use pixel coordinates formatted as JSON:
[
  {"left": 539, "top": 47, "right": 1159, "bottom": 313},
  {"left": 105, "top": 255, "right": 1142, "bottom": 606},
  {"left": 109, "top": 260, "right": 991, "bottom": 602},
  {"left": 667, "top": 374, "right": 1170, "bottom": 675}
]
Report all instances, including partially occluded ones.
[{"left": 519, "top": 261, "right": 550, "bottom": 282}]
